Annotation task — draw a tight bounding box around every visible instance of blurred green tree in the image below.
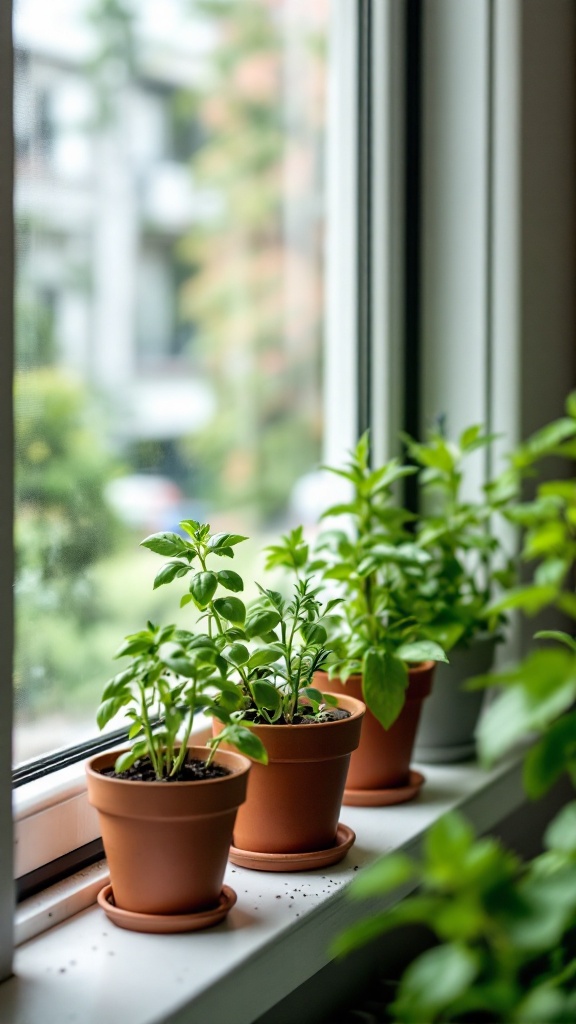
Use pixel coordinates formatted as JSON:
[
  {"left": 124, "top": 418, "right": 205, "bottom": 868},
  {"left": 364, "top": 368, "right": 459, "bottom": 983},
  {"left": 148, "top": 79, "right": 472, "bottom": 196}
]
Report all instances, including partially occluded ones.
[
  {"left": 177, "top": 0, "right": 326, "bottom": 524},
  {"left": 14, "top": 368, "right": 122, "bottom": 713}
]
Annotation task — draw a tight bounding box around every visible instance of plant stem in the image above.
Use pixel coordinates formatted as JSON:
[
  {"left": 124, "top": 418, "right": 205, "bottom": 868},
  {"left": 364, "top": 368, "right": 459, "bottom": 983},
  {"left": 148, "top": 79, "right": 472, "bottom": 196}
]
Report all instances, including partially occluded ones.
[
  {"left": 172, "top": 681, "right": 196, "bottom": 776},
  {"left": 138, "top": 678, "right": 162, "bottom": 778}
]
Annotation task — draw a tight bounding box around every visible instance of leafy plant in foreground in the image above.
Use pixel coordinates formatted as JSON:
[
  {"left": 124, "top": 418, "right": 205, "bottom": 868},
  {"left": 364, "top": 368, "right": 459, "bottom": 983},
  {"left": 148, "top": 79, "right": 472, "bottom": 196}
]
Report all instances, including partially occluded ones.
[
  {"left": 333, "top": 395, "right": 576, "bottom": 1022},
  {"left": 334, "top": 810, "right": 576, "bottom": 1023}
]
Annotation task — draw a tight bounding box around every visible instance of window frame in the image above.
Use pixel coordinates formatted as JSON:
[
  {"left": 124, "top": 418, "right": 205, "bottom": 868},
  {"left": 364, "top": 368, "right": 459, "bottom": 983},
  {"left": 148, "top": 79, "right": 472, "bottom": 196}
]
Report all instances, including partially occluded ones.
[
  {"left": 12, "top": 0, "right": 396, "bottom": 896},
  {"left": 5, "top": 0, "right": 576, "bottom": 979},
  {"left": 0, "top": 0, "right": 15, "bottom": 984}
]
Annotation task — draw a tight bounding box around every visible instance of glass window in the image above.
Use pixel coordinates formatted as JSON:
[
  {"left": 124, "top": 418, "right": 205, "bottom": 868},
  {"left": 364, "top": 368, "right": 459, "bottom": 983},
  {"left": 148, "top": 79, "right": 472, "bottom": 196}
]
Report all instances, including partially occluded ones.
[{"left": 13, "top": 0, "right": 331, "bottom": 764}]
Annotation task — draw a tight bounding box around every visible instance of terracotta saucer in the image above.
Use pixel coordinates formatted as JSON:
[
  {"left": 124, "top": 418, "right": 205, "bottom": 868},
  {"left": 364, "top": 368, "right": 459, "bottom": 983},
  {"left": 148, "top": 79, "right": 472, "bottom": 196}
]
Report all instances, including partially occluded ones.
[
  {"left": 343, "top": 769, "right": 425, "bottom": 807},
  {"left": 97, "top": 884, "right": 237, "bottom": 934},
  {"left": 229, "top": 822, "right": 356, "bottom": 872}
]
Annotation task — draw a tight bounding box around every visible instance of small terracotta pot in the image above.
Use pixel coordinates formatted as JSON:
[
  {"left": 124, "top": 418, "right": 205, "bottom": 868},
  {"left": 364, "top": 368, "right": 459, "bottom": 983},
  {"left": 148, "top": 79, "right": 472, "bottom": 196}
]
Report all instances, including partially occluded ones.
[
  {"left": 316, "top": 662, "right": 435, "bottom": 791},
  {"left": 86, "top": 745, "right": 251, "bottom": 917},
  {"left": 213, "top": 693, "right": 365, "bottom": 855}
]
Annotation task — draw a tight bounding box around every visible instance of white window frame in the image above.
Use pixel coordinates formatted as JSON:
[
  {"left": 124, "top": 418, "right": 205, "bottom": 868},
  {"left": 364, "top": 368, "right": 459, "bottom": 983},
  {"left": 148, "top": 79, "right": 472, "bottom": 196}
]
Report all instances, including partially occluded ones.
[{"left": 3, "top": 0, "right": 576, "bottom": 983}]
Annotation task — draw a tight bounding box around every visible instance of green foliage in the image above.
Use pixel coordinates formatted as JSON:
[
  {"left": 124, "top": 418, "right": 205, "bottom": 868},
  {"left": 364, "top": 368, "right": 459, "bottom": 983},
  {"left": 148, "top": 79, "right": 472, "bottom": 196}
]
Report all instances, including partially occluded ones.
[
  {"left": 15, "top": 368, "right": 120, "bottom": 578},
  {"left": 404, "top": 423, "right": 513, "bottom": 650},
  {"left": 335, "top": 809, "right": 576, "bottom": 1023},
  {"left": 98, "top": 620, "right": 266, "bottom": 778},
  {"left": 474, "top": 393, "right": 576, "bottom": 796},
  {"left": 14, "top": 368, "right": 124, "bottom": 714},
  {"left": 333, "top": 395, "right": 576, "bottom": 1022},
  {"left": 98, "top": 521, "right": 275, "bottom": 772},
  {"left": 311, "top": 433, "right": 447, "bottom": 728},
  {"left": 137, "top": 521, "right": 338, "bottom": 741}
]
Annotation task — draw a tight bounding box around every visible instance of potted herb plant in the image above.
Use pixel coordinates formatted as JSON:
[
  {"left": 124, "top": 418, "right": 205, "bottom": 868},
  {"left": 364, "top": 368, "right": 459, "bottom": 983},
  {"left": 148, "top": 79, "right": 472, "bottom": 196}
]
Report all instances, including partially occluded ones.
[
  {"left": 86, "top": 522, "right": 271, "bottom": 932},
  {"left": 402, "top": 423, "right": 514, "bottom": 763},
  {"left": 142, "top": 522, "right": 365, "bottom": 872},
  {"left": 310, "top": 434, "right": 448, "bottom": 805}
]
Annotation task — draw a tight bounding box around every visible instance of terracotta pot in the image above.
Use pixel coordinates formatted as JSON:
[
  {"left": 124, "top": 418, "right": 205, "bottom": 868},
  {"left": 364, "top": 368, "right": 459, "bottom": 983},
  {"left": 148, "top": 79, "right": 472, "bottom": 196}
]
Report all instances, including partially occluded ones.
[
  {"left": 86, "top": 745, "right": 251, "bottom": 917},
  {"left": 213, "top": 693, "right": 365, "bottom": 855},
  {"left": 316, "top": 662, "right": 435, "bottom": 791},
  {"left": 414, "top": 636, "right": 497, "bottom": 763}
]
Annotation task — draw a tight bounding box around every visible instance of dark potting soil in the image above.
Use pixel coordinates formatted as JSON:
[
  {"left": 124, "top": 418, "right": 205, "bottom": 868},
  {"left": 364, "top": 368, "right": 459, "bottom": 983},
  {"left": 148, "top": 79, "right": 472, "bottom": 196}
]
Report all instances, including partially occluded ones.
[
  {"left": 100, "top": 756, "right": 232, "bottom": 783},
  {"left": 241, "top": 707, "right": 351, "bottom": 726},
  {"left": 292, "top": 707, "right": 351, "bottom": 725}
]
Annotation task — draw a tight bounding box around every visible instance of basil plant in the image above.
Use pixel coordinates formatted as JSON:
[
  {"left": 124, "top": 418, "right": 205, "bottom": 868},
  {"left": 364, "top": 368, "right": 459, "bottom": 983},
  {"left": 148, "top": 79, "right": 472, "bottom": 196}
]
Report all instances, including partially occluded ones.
[{"left": 134, "top": 520, "right": 337, "bottom": 740}]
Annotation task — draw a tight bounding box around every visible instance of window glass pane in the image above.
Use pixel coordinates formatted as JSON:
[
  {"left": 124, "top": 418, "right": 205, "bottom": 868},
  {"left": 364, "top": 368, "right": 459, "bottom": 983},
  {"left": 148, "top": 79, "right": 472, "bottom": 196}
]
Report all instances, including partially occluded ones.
[{"left": 13, "top": 0, "right": 330, "bottom": 764}]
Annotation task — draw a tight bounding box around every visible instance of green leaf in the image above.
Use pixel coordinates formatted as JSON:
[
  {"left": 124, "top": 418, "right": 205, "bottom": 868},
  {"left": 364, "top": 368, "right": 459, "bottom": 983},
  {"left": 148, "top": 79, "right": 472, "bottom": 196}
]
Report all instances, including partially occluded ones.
[
  {"left": 459, "top": 424, "right": 482, "bottom": 450},
  {"left": 321, "top": 691, "right": 338, "bottom": 707},
  {"left": 524, "top": 521, "right": 566, "bottom": 558},
  {"left": 113, "top": 748, "right": 141, "bottom": 774},
  {"left": 363, "top": 649, "right": 407, "bottom": 729},
  {"left": 215, "top": 724, "right": 268, "bottom": 764},
  {"left": 301, "top": 622, "right": 327, "bottom": 645},
  {"left": 425, "top": 813, "right": 475, "bottom": 867},
  {"left": 396, "top": 641, "right": 448, "bottom": 665},
  {"left": 114, "top": 637, "right": 152, "bottom": 658},
  {"left": 422, "top": 619, "right": 465, "bottom": 652},
  {"left": 523, "top": 712, "right": 576, "bottom": 798},
  {"left": 477, "top": 650, "right": 576, "bottom": 763},
  {"left": 101, "top": 667, "right": 135, "bottom": 700},
  {"left": 224, "top": 642, "right": 250, "bottom": 668},
  {"left": 152, "top": 561, "right": 188, "bottom": 589},
  {"left": 524, "top": 417, "right": 576, "bottom": 458},
  {"left": 180, "top": 593, "right": 193, "bottom": 608},
  {"left": 396, "top": 944, "right": 479, "bottom": 1016},
  {"left": 159, "top": 652, "right": 198, "bottom": 678},
  {"left": 300, "top": 687, "right": 324, "bottom": 706},
  {"left": 487, "top": 585, "right": 557, "bottom": 617},
  {"left": 517, "top": 988, "right": 573, "bottom": 1024},
  {"left": 332, "top": 897, "right": 439, "bottom": 958},
  {"left": 534, "top": 558, "right": 569, "bottom": 588},
  {"left": 367, "top": 462, "right": 418, "bottom": 493},
  {"left": 319, "top": 502, "right": 362, "bottom": 519},
  {"left": 213, "top": 596, "right": 246, "bottom": 625},
  {"left": 322, "top": 564, "right": 353, "bottom": 580},
  {"left": 208, "top": 532, "right": 247, "bottom": 550},
  {"left": 557, "top": 592, "right": 576, "bottom": 619},
  {"left": 96, "top": 695, "right": 129, "bottom": 730},
  {"left": 245, "top": 609, "right": 281, "bottom": 638},
  {"left": 248, "top": 648, "right": 280, "bottom": 669},
  {"left": 140, "top": 531, "right": 188, "bottom": 556},
  {"left": 252, "top": 681, "right": 282, "bottom": 711},
  {"left": 566, "top": 390, "right": 576, "bottom": 419},
  {"left": 216, "top": 570, "right": 244, "bottom": 593},
  {"left": 349, "top": 853, "right": 415, "bottom": 899},
  {"left": 544, "top": 800, "right": 576, "bottom": 854},
  {"left": 535, "top": 630, "right": 576, "bottom": 653},
  {"left": 412, "top": 440, "right": 456, "bottom": 473},
  {"left": 189, "top": 571, "right": 218, "bottom": 609}
]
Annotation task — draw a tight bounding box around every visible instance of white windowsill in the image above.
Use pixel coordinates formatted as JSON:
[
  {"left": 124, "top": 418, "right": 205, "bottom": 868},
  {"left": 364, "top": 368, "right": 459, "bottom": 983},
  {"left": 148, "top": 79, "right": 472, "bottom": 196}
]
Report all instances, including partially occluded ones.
[{"left": 3, "top": 754, "right": 529, "bottom": 1024}]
